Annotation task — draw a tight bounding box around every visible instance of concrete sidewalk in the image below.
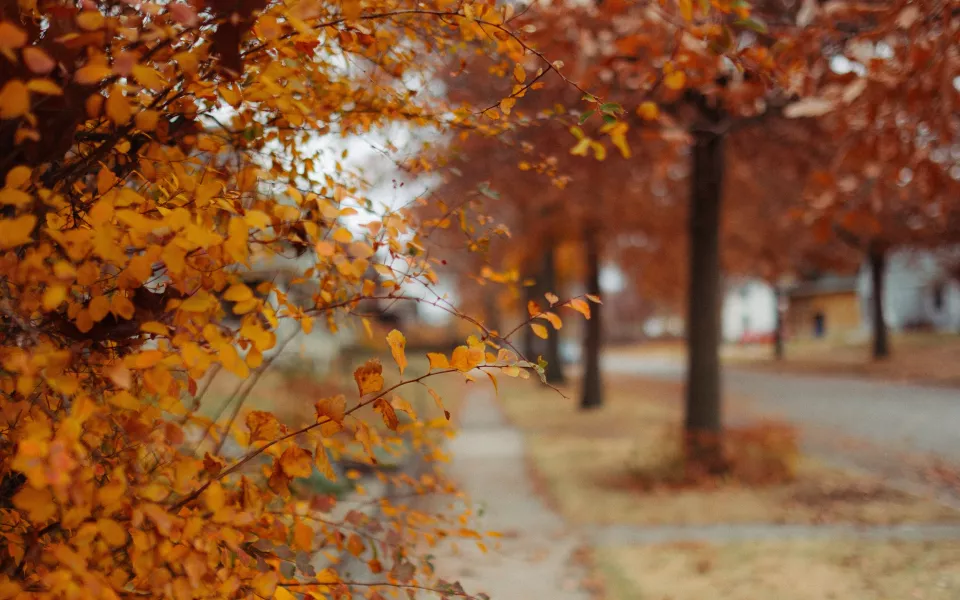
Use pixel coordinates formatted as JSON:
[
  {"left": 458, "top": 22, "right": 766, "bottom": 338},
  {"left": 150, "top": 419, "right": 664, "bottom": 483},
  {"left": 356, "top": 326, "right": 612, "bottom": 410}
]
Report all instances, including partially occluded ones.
[{"left": 429, "top": 389, "right": 592, "bottom": 600}]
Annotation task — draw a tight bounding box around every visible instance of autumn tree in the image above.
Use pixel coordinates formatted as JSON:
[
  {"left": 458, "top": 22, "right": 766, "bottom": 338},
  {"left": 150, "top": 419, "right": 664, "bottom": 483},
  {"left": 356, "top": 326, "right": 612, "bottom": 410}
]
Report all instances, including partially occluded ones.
[
  {"left": 0, "top": 0, "right": 603, "bottom": 597},
  {"left": 786, "top": 0, "right": 960, "bottom": 360}
]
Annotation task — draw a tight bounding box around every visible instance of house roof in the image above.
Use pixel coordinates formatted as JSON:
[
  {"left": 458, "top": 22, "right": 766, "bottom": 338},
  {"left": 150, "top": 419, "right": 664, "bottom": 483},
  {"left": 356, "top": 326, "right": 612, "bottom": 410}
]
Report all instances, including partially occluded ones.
[{"left": 785, "top": 275, "right": 858, "bottom": 298}]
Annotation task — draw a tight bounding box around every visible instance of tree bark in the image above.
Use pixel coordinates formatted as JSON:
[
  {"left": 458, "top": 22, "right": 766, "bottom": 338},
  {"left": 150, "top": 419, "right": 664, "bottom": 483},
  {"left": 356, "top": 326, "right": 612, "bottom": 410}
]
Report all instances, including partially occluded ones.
[
  {"left": 541, "top": 245, "right": 566, "bottom": 384},
  {"left": 869, "top": 243, "right": 890, "bottom": 360},
  {"left": 580, "top": 232, "right": 603, "bottom": 410},
  {"left": 684, "top": 128, "right": 726, "bottom": 470},
  {"left": 773, "top": 285, "right": 785, "bottom": 361}
]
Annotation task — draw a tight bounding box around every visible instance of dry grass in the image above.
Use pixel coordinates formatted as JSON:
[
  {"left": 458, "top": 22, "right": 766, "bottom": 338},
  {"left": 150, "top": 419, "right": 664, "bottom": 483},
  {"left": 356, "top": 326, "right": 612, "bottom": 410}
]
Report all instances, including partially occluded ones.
[
  {"left": 598, "top": 539, "right": 960, "bottom": 600},
  {"left": 498, "top": 377, "right": 960, "bottom": 526}
]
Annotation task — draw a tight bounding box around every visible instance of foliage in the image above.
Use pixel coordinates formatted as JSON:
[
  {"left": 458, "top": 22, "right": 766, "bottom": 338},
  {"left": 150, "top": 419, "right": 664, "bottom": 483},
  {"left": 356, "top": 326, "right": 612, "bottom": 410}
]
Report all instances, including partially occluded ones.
[{"left": 0, "top": 0, "right": 603, "bottom": 597}]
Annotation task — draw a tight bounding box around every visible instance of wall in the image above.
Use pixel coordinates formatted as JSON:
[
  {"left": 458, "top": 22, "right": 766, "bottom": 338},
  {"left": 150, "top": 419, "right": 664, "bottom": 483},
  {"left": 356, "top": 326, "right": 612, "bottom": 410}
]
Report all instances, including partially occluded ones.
[
  {"left": 721, "top": 279, "right": 777, "bottom": 342},
  {"left": 784, "top": 291, "right": 861, "bottom": 341}
]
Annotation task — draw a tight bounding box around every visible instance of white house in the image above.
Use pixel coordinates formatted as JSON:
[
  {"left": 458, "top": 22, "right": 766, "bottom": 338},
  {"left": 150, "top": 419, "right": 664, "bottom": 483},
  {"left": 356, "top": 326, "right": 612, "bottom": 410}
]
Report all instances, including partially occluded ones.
[
  {"left": 857, "top": 248, "right": 960, "bottom": 333},
  {"left": 721, "top": 278, "right": 777, "bottom": 342}
]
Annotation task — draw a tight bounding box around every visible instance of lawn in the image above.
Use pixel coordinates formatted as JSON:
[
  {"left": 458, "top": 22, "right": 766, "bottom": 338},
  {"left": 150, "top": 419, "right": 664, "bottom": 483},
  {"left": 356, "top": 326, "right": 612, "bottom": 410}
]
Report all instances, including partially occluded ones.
[
  {"left": 598, "top": 539, "right": 960, "bottom": 600},
  {"left": 498, "top": 376, "right": 960, "bottom": 526}
]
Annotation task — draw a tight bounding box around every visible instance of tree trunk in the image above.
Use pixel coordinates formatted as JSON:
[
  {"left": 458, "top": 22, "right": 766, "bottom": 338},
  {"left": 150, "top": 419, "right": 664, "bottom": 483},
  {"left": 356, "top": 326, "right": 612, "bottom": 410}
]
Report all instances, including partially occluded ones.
[
  {"left": 869, "top": 243, "right": 890, "bottom": 360},
  {"left": 684, "top": 129, "right": 726, "bottom": 471},
  {"left": 580, "top": 232, "right": 603, "bottom": 410},
  {"left": 541, "top": 245, "right": 566, "bottom": 384},
  {"left": 773, "top": 285, "right": 785, "bottom": 361}
]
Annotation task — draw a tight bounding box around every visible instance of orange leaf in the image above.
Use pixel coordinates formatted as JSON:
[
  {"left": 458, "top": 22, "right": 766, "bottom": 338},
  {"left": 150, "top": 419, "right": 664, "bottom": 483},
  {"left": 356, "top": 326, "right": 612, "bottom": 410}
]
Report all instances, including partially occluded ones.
[
  {"left": 314, "top": 443, "right": 336, "bottom": 480},
  {"left": 373, "top": 397, "right": 399, "bottom": 431},
  {"left": 586, "top": 294, "right": 602, "bottom": 304},
  {"left": 539, "top": 312, "right": 562, "bottom": 330},
  {"left": 527, "top": 299, "right": 541, "bottom": 317},
  {"left": 347, "top": 534, "right": 365, "bottom": 557},
  {"left": 293, "top": 521, "right": 314, "bottom": 551},
  {"left": 428, "top": 388, "right": 450, "bottom": 420},
  {"left": 544, "top": 292, "right": 559, "bottom": 306},
  {"left": 23, "top": 48, "right": 54, "bottom": 74},
  {"left": 279, "top": 447, "right": 313, "bottom": 478},
  {"left": 354, "top": 359, "right": 384, "bottom": 395},
  {"left": 568, "top": 298, "right": 591, "bottom": 319},
  {"left": 530, "top": 323, "right": 548, "bottom": 339},
  {"left": 0, "top": 80, "right": 29, "bottom": 119},
  {"left": 315, "top": 395, "right": 346, "bottom": 423}
]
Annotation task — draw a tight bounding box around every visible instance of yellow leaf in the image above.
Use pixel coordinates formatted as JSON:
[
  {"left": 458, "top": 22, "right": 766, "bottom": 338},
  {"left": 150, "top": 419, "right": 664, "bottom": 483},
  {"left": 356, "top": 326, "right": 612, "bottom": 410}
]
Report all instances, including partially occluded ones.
[
  {"left": 0, "top": 215, "right": 35, "bottom": 249},
  {"left": 105, "top": 85, "right": 131, "bottom": 124},
  {"left": 274, "top": 588, "right": 296, "bottom": 600},
  {"left": 135, "top": 109, "right": 159, "bottom": 131},
  {"left": 88, "top": 295, "right": 110, "bottom": 322},
  {"left": 107, "top": 390, "right": 139, "bottom": 410},
  {"left": 427, "top": 352, "right": 449, "bottom": 370},
  {"left": 315, "top": 395, "right": 346, "bottom": 423},
  {"left": 75, "top": 65, "right": 112, "bottom": 85},
  {"left": 12, "top": 487, "right": 55, "bottom": 523},
  {"left": 314, "top": 443, "right": 336, "bottom": 480},
  {"left": 513, "top": 62, "right": 526, "bottom": 83},
  {"left": 531, "top": 323, "right": 548, "bottom": 339},
  {"left": 224, "top": 283, "right": 253, "bottom": 302},
  {"left": 485, "top": 371, "right": 499, "bottom": 396},
  {"left": 428, "top": 388, "right": 450, "bottom": 420},
  {"left": 77, "top": 11, "right": 105, "bottom": 30},
  {"left": 586, "top": 294, "right": 602, "bottom": 304},
  {"left": 386, "top": 329, "right": 407, "bottom": 375},
  {"left": 568, "top": 298, "right": 591, "bottom": 319},
  {"left": 26, "top": 78, "right": 61, "bottom": 95},
  {"left": 391, "top": 395, "right": 417, "bottom": 420},
  {"left": 140, "top": 321, "right": 168, "bottom": 335},
  {"left": 279, "top": 447, "right": 313, "bottom": 478},
  {"left": 353, "top": 359, "right": 384, "bottom": 396},
  {"left": 373, "top": 397, "right": 399, "bottom": 431},
  {"left": 5, "top": 165, "right": 30, "bottom": 188},
  {"left": 637, "top": 101, "right": 659, "bottom": 121},
  {"left": 132, "top": 64, "right": 165, "bottom": 91},
  {"left": 0, "top": 80, "right": 29, "bottom": 119},
  {"left": 664, "top": 70, "right": 687, "bottom": 91},
  {"left": 219, "top": 343, "right": 249, "bottom": 378},
  {"left": 545, "top": 292, "right": 559, "bottom": 305},
  {"left": 0, "top": 188, "right": 31, "bottom": 207},
  {"left": 42, "top": 285, "right": 67, "bottom": 311},
  {"left": 179, "top": 291, "right": 214, "bottom": 312},
  {"left": 252, "top": 571, "right": 278, "bottom": 598},
  {"left": 97, "top": 518, "right": 127, "bottom": 547},
  {"left": 679, "top": 0, "right": 693, "bottom": 21}
]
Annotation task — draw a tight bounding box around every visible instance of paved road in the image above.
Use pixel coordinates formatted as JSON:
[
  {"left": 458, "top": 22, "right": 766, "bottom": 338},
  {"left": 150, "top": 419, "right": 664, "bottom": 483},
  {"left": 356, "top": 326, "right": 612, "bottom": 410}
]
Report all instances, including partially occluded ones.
[{"left": 602, "top": 353, "right": 960, "bottom": 464}]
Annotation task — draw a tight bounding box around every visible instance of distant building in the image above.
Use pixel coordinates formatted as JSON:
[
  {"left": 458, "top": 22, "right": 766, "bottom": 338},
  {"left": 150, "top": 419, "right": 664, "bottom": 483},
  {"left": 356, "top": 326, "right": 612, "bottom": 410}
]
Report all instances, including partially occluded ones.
[
  {"left": 721, "top": 279, "right": 777, "bottom": 343},
  {"left": 782, "top": 275, "right": 861, "bottom": 342},
  {"left": 857, "top": 248, "right": 960, "bottom": 333}
]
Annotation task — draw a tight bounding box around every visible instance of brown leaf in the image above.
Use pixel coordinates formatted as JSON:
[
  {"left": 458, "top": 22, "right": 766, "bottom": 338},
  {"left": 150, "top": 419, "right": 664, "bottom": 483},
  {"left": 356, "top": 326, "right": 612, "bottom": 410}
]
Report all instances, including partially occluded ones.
[{"left": 373, "top": 397, "right": 399, "bottom": 431}]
